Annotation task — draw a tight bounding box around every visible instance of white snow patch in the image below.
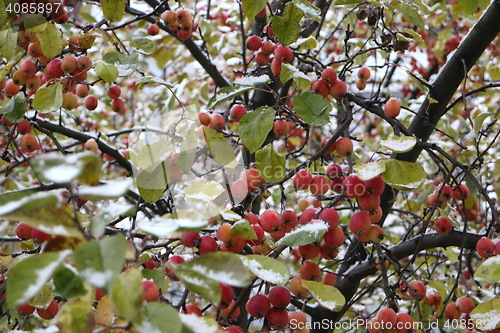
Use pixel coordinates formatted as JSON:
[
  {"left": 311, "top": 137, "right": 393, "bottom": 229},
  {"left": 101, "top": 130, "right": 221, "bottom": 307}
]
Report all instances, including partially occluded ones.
[
  {"left": 79, "top": 269, "right": 114, "bottom": 288},
  {"left": 244, "top": 259, "right": 286, "bottom": 285},
  {"left": 20, "top": 250, "right": 70, "bottom": 305},
  {"left": 43, "top": 165, "right": 81, "bottom": 183},
  {"left": 189, "top": 264, "right": 245, "bottom": 287},
  {"left": 0, "top": 192, "right": 55, "bottom": 216},
  {"left": 135, "top": 321, "right": 162, "bottom": 333},
  {"left": 234, "top": 75, "right": 270, "bottom": 86},
  {"left": 179, "top": 314, "right": 218, "bottom": 333},
  {"left": 78, "top": 179, "right": 133, "bottom": 198},
  {"left": 470, "top": 309, "right": 500, "bottom": 331},
  {"left": 277, "top": 220, "right": 329, "bottom": 246}
]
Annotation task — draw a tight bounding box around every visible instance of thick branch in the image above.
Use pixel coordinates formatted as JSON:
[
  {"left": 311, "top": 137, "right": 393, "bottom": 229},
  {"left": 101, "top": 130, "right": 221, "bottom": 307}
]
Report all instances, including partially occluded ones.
[{"left": 32, "top": 117, "right": 133, "bottom": 174}]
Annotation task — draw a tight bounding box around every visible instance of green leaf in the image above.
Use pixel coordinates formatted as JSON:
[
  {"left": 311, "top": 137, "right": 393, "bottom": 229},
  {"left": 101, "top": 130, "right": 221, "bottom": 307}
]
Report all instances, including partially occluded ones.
[
  {"left": 231, "top": 220, "right": 257, "bottom": 240},
  {"left": 32, "top": 82, "right": 63, "bottom": 112},
  {"left": 302, "top": 280, "right": 345, "bottom": 311},
  {"left": 380, "top": 136, "right": 417, "bottom": 153},
  {"left": 239, "top": 107, "right": 276, "bottom": 153},
  {"left": 171, "top": 252, "right": 252, "bottom": 287},
  {"left": 353, "top": 161, "right": 386, "bottom": 181},
  {"left": 135, "top": 76, "right": 174, "bottom": 89},
  {"left": 470, "top": 298, "right": 500, "bottom": 330},
  {"left": 207, "top": 85, "right": 253, "bottom": 109},
  {"left": 273, "top": 2, "right": 303, "bottom": 46},
  {"left": 0, "top": 29, "right": 18, "bottom": 60},
  {"left": 177, "top": 270, "right": 222, "bottom": 305},
  {"left": 0, "top": 191, "right": 57, "bottom": 215},
  {"left": 2, "top": 92, "right": 26, "bottom": 123},
  {"left": 35, "top": 22, "right": 63, "bottom": 58},
  {"left": 443, "top": 247, "right": 458, "bottom": 264},
  {"left": 333, "top": 0, "right": 363, "bottom": 4},
  {"left": 137, "top": 303, "right": 182, "bottom": 333},
  {"left": 382, "top": 159, "right": 425, "bottom": 191},
  {"left": 90, "top": 204, "right": 135, "bottom": 239},
  {"left": 103, "top": 52, "right": 139, "bottom": 77},
  {"left": 290, "top": 36, "right": 318, "bottom": 50},
  {"left": 130, "top": 38, "right": 156, "bottom": 55},
  {"left": 74, "top": 234, "right": 127, "bottom": 290},
  {"left": 294, "top": 92, "right": 332, "bottom": 126},
  {"left": 255, "top": 144, "right": 286, "bottom": 182},
  {"left": 241, "top": 255, "right": 290, "bottom": 285},
  {"left": 78, "top": 179, "right": 133, "bottom": 201},
  {"left": 53, "top": 264, "right": 86, "bottom": 299},
  {"left": 77, "top": 153, "right": 103, "bottom": 186},
  {"left": 184, "top": 180, "right": 225, "bottom": 202},
  {"left": 102, "top": 0, "right": 126, "bottom": 22},
  {"left": 22, "top": 14, "right": 48, "bottom": 32},
  {"left": 292, "top": 0, "right": 321, "bottom": 22},
  {"left": 474, "top": 256, "right": 500, "bottom": 283},
  {"left": 110, "top": 268, "right": 144, "bottom": 323},
  {"left": 242, "top": 0, "right": 268, "bottom": 22},
  {"left": 135, "top": 162, "right": 168, "bottom": 203},
  {"left": 6, "top": 250, "right": 71, "bottom": 307},
  {"left": 277, "top": 221, "right": 328, "bottom": 247},
  {"left": 56, "top": 299, "right": 94, "bottom": 333},
  {"left": 203, "top": 127, "right": 237, "bottom": 166},
  {"left": 94, "top": 61, "right": 119, "bottom": 84},
  {"left": 280, "top": 63, "right": 313, "bottom": 90},
  {"left": 0, "top": 1, "right": 7, "bottom": 29},
  {"left": 406, "top": 28, "right": 425, "bottom": 46},
  {"left": 389, "top": 1, "right": 425, "bottom": 29},
  {"left": 458, "top": 0, "right": 478, "bottom": 15},
  {"left": 179, "top": 313, "right": 224, "bottom": 333},
  {"left": 473, "top": 112, "right": 491, "bottom": 135}
]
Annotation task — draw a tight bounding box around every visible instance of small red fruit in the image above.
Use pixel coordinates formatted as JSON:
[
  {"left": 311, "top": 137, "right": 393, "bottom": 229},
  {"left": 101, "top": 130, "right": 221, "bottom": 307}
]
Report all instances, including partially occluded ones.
[
  {"left": 434, "top": 217, "right": 452, "bottom": 235},
  {"left": 335, "top": 137, "right": 353, "bottom": 156},
  {"left": 17, "top": 303, "right": 36, "bottom": 315},
  {"left": 229, "top": 105, "right": 247, "bottom": 122},
  {"left": 476, "top": 237, "right": 495, "bottom": 259},
  {"left": 246, "top": 294, "right": 270, "bottom": 318},
  {"left": 321, "top": 67, "right": 337, "bottom": 84},
  {"left": 329, "top": 80, "right": 347, "bottom": 98},
  {"left": 357, "top": 67, "right": 371, "bottom": 81},
  {"left": 384, "top": 98, "right": 401, "bottom": 118},
  {"left": 36, "top": 299, "right": 58, "bottom": 320},
  {"left": 349, "top": 212, "right": 371, "bottom": 237},
  {"left": 107, "top": 85, "right": 122, "bottom": 99},
  {"left": 147, "top": 24, "right": 160, "bottom": 36},
  {"left": 142, "top": 280, "right": 160, "bottom": 302},
  {"left": 293, "top": 169, "right": 313, "bottom": 190},
  {"left": 16, "top": 223, "right": 34, "bottom": 240},
  {"left": 246, "top": 35, "right": 263, "bottom": 51},
  {"left": 266, "top": 307, "right": 289, "bottom": 330}
]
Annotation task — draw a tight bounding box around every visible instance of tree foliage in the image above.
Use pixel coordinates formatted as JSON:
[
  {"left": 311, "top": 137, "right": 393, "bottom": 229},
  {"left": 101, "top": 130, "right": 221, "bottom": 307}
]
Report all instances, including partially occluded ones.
[{"left": 0, "top": 0, "right": 500, "bottom": 332}]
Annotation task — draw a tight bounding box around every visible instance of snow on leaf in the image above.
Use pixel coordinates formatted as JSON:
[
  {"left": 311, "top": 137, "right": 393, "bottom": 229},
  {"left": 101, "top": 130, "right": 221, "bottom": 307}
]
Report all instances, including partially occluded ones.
[
  {"left": 74, "top": 234, "right": 126, "bottom": 289},
  {"left": 138, "top": 303, "right": 183, "bottom": 333},
  {"left": 292, "top": 0, "right": 321, "bottom": 21},
  {"left": 207, "top": 86, "right": 253, "bottom": 109},
  {"left": 301, "top": 280, "right": 345, "bottom": 311},
  {"left": 172, "top": 252, "right": 251, "bottom": 287},
  {"left": 353, "top": 161, "right": 387, "bottom": 181},
  {"left": 135, "top": 76, "right": 174, "bottom": 89},
  {"left": 380, "top": 136, "right": 417, "bottom": 153},
  {"left": 137, "top": 217, "right": 207, "bottom": 237},
  {"left": 78, "top": 179, "right": 133, "bottom": 201},
  {"left": 179, "top": 314, "right": 221, "bottom": 333},
  {"left": 241, "top": 255, "right": 290, "bottom": 285},
  {"left": 474, "top": 255, "right": 500, "bottom": 283},
  {"left": 6, "top": 250, "right": 71, "bottom": 307},
  {"left": 470, "top": 298, "right": 500, "bottom": 331},
  {"left": 277, "top": 220, "right": 329, "bottom": 247},
  {"left": 234, "top": 75, "right": 270, "bottom": 86}
]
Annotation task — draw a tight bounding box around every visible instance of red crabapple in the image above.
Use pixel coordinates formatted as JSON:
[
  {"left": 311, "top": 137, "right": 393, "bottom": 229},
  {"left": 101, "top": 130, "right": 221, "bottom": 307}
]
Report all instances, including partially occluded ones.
[
  {"left": 246, "top": 294, "right": 270, "bottom": 318},
  {"left": 384, "top": 98, "right": 401, "bottom": 118},
  {"left": 476, "top": 237, "right": 495, "bottom": 259},
  {"left": 268, "top": 286, "right": 291, "bottom": 309},
  {"left": 246, "top": 35, "right": 263, "bottom": 51},
  {"left": 349, "top": 212, "right": 371, "bottom": 237},
  {"left": 434, "top": 217, "right": 452, "bottom": 235}
]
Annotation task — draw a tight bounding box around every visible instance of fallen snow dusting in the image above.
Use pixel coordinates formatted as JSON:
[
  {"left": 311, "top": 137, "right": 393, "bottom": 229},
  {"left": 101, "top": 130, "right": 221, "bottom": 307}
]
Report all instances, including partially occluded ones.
[
  {"left": 180, "top": 314, "right": 218, "bottom": 333},
  {"left": 135, "top": 321, "right": 162, "bottom": 333},
  {"left": 277, "top": 220, "right": 329, "bottom": 245},
  {"left": 244, "top": 258, "right": 285, "bottom": 285},
  {"left": 0, "top": 192, "right": 54, "bottom": 216},
  {"left": 79, "top": 269, "right": 114, "bottom": 288},
  {"left": 313, "top": 294, "right": 340, "bottom": 311},
  {"left": 381, "top": 136, "right": 416, "bottom": 152},
  {"left": 20, "top": 250, "right": 70, "bottom": 305},
  {"left": 471, "top": 309, "right": 500, "bottom": 330},
  {"left": 190, "top": 264, "right": 245, "bottom": 287},
  {"left": 43, "top": 164, "right": 81, "bottom": 183},
  {"left": 234, "top": 74, "right": 270, "bottom": 86},
  {"left": 481, "top": 255, "right": 500, "bottom": 267}
]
